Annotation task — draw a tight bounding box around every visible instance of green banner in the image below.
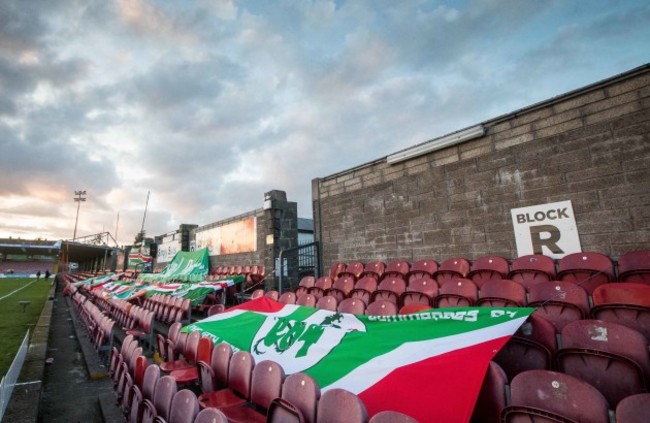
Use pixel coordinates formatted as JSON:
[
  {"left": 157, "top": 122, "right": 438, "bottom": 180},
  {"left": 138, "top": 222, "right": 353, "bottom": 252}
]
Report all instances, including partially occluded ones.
[{"left": 140, "top": 248, "right": 210, "bottom": 283}]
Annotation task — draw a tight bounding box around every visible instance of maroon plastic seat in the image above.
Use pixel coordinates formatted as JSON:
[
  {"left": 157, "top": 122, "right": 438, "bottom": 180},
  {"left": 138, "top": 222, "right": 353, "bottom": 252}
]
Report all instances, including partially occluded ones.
[
  {"left": 398, "top": 303, "right": 432, "bottom": 315},
  {"left": 493, "top": 314, "right": 557, "bottom": 381},
  {"left": 169, "top": 337, "right": 214, "bottom": 385},
  {"left": 141, "top": 375, "right": 178, "bottom": 423},
  {"left": 615, "top": 393, "right": 650, "bottom": 423},
  {"left": 315, "top": 295, "right": 338, "bottom": 311},
  {"left": 296, "top": 293, "right": 317, "bottom": 307},
  {"left": 405, "top": 259, "right": 438, "bottom": 283},
  {"left": 198, "top": 342, "right": 232, "bottom": 394},
  {"left": 434, "top": 279, "right": 478, "bottom": 307},
  {"left": 278, "top": 292, "right": 296, "bottom": 304},
  {"left": 308, "top": 276, "right": 333, "bottom": 299},
  {"left": 193, "top": 408, "right": 228, "bottom": 423},
  {"left": 365, "top": 299, "right": 398, "bottom": 316},
  {"left": 348, "top": 276, "right": 378, "bottom": 305},
  {"left": 476, "top": 279, "right": 526, "bottom": 308},
  {"left": 161, "top": 331, "right": 201, "bottom": 373},
  {"left": 557, "top": 251, "right": 615, "bottom": 295},
  {"left": 557, "top": 320, "right": 650, "bottom": 407},
  {"left": 328, "top": 262, "right": 347, "bottom": 280},
  {"left": 295, "top": 276, "right": 316, "bottom": 297},
  {"left": 129, "top": 363, "right": 161, "bottom": 423},
  {"left": 382, "top": 259, "right": 411, "bottom": 281},
  {"left": 220, "top": 360, "right": 285, "bottom": 423},
  {"left": 369, "top": 410, "right": 419, "bottom": 423},
  {"left": 337, "top": 298, "right": 367, "bottom": 315},
  {"left": 324, "top": 275, "right": 355, "bottom": 303},
  {"left": 617, "top": 250, "right": 650, "bottom": 285},
  {"left": 527, "top": 281, "right": 590, "bottom": 333},
  {"left": 158, "top": 389, "right": 199, "bottom": 423},
  {"left": 508, "top": 254, "right": 557, "bottom": 290},
  {"left": 198, "top": 350, "right": 254, "bottom": 410},
  {"left": 338, "top": 262, "right": 365, "bottom": 281},
  {"left": 433, "top": 257, "right": 471, "bottom": 285},
  {"left": 372, "top": 276, "right": 407, "bottom": 306},
  {"left": 267, "top": 372, "right": 320, "bottom": 423},
  {"left": 264, "top": 290, "right": 279, "bottom": 301},
  {"left": 400, "top": 277, "right": 438, "bottom": 307},
  {"left": 316, "top": 388, "right": 368, "bottom": 423},
  {"left": 360, "top": 260, "right": 385, "bottom": 281},
  {"left": 467, "top": 256, "right": 510, "bottom": 289},
  {"left": 501, "top": 370, "right": 610, "bottom": 423},
  {"left": 470, "top": 361, "right": 508, "bottom": 423},
  {"left": 591, "top": 282, "right": 650, "bottom": 340}
]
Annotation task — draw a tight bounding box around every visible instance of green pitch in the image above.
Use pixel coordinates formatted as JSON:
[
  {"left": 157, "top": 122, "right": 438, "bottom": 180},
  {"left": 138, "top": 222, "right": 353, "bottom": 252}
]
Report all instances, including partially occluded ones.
[{"left": 0, "top": 278, "right": 52, "bottom": 377}]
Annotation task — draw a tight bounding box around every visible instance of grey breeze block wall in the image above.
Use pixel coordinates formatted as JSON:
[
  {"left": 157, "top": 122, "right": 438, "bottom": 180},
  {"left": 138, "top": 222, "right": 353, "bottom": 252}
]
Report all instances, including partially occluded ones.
[{"left": 312, "top": 65, "right": 650, "bottom": 269}]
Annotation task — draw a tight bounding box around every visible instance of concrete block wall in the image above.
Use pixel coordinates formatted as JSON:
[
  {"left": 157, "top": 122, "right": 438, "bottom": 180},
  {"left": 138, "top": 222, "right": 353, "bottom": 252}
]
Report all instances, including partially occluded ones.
[{"left": 312, "top": 64, "right": 650, "bottom": 268}]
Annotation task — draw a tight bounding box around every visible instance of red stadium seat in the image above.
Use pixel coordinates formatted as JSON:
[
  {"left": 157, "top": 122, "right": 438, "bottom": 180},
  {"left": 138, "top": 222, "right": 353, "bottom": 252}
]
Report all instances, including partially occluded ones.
[
  {"left": 467, "top": 256, "right": 510, "bottom": 289},
  {"left": 315, "top": 295, "right": 338, "bottom": 311},
  {"left": 198, "top": 350, "right": 254, "bottom": 410},
  {"left": 508, "top": 254, "right": 557, "bottom": 290},
  {"left": 382, "top": 259, "right": 411, "bottom": 281},
  {"left": 470, "top": 361, "right": 508, "bottom": 423},
  {"left": 163, "top": 389, "right": 200, "bottom": 423},
  {"left": 141, "top": 375, "right": 178, "bottom": 423},
  {"left": 591, "top": 282, "right": 650, "bottom": 340},
  {"left": 338, "top": 261, "right": 365, "bottom": 281},
  {"left": 296, "top": 294, "right": 317, "bottom": 307},
  {"left": 527, "top": 281, "right": 590, "bottom": 333},
  {"left": 360, "top": 260, "right": 386, "bottom": 281},
  {"left": 337, "top": 298, "right": 367, "bottom": 315},
  {"left": 433, "top": 257, "right": 470, "bottom": 285},
  {"left": 308, "top": 276, "right": 333, "bottom": 299},
  {"left": 267, "top": 372, "right": 320, "bottom": 423},
  {"left": 316, "top": 388, "right": 368, "bottom": 423},
  {"left": 615, "top": 393, "right": 650, "bottom": 423},
  {"left": 476, "top": 279, "right": 526, "bottom": 308},
  {"left": 434, "top": 279, "right": 478, "bottom": 307},
  {"left": 617, "top": 250, "right": 650, "bottom": 285},
  {"left": 557, "top": 251, "right": 615, "bottom": 295},
  {"left": 400, "top": 277, "right": 438, "bottom": 307},
  {"left": 557, "top": 319, "right": 650, "bottom": 407},
  {"left": 328, "top": 262, "right": 347, "bottom": 280},
  {"left": 278, "top": 292, "right": 296, "bottom": 304},
  {"left": 365, "top": 299, "right": 398, "bottom": 316},
  {"left": 193, "top": 408, "right": 228, "bottom": 423},
  {"left": 324, "top": 275, "right": 355, "bottom": 303},
  {"left": 349, "top": 276, "right": 378, "bottom": 305},
  {"left": 369, "top": 410, "right": 418, "bottom": 423},
  {"left": 405, "top": 259, "right": 438, "bottom": 283},
  {"left": 295, "top": 276, "right": 316, "bottom": 297},
  {"left": 502, "top": 370, "right": 610, "bottom": 423},
  {"left": 372, "top": 276, "right": 407, "bottom": 305}
]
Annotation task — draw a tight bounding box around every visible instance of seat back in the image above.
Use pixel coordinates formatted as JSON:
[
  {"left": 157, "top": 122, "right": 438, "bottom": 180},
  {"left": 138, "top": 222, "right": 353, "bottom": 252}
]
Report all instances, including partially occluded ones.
[
  {"left": 361, "top": 261, "right": 386, "bottom": 281},
  {"left": 557, "top": 251, "right": 615, "bottom": 294},
  {"left": 316, "top": 388, "right": 368, "bottom": 423},
  {"left": 228, "top": 350, "right": 255, "bottom": 399},
  {"left": 528, "top": 281, "right": 590, "bottom": 333},
  {"left": 278, "top": 292, "right": 297, "bottom": 304},
  {"left": 508, "top": 254, "right": 557, "bottom": 289},
  {"left": 328, "top": 262, "right": 347, "bottom": 280},
  {"left": 369, "top": 410, "right": 419, "bottom": 423},
  {"left": 279, "top": 373, "right": 320, "bottom": 423},
  {"left": 503, "top": 370, "right": 609, "bottom": 423},
  {"left": 406, "top": 259, "right": 439, "bottom": 283},
  {"left": 558, "top": 319, "right": 650, "bottom": 406},
  {"left": 168, "top": 390, "right": 200, "bottom": 423},
  {"left": 193, "top": 408, "right": 228, "bottom": 423},
  {"left": 337, "top": 298, "right": 366, "bottom": 315},
  {"left": 153, "top": 376, "right": 178, "bottom": 421},
  {"left": 617, "top": 250, "right": 650, "bottom": 284},
  {"left": 349, "top": 276, "right": 378, "bottom": 305},
  {"left": 296, "top": 294, "right": 317, "bottom": 307},
  {"left": 435, "top": 278, "right": 478, "bottom": 307},
  {"left": 468, "top": 256, "right": 510, "bottom": 288},
  {"left": 591, "top": 282, "right": 650, "bottom": 340},
  {"left": 615, "top": 393, "right": 650, "bottom": 423},
  {"left": 211, "top": 342, "right": 233, "bottom": 389},
  {"left": 434, "top": 257, "right": 470, "bottom": 284},
  {"left": 365, "top": 300, "right": 398, "bottom": 316},
  {"left": 383, "top": 260, "right": 411, "bottom": 280},
  {"left": 316, "top": 295, "right": 338, "bottom": 311},
  {"left": 476, "top": 279, "right": 526, "bottom": 307},
  {"left": 250, "top": 360, "right": 285, "bottom": 411}
]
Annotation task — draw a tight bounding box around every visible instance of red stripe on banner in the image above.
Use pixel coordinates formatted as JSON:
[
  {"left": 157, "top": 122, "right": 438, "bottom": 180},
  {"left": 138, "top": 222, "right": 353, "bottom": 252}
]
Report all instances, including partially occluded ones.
[
  {"left": 229, "top": 297, "right": 286, "bottom": 314},
  {"left": 358, "top": 335, "right": 511, "bottom": 423}
]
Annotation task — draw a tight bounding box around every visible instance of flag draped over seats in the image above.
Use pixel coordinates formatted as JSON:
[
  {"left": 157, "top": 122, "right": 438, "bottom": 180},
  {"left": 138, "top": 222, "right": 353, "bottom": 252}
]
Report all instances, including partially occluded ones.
[
  {"left": 185, "top": 298, "right": 534, "bottom": 422},
  {"left": 140, "top": 248, "right": 211, "bottom": 283}
]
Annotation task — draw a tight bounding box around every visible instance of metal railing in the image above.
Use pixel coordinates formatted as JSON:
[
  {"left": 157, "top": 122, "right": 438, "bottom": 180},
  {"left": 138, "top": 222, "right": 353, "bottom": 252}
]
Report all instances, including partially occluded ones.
[
  {"left": 0, "top": 330, "right": 30, "bottom": 421},
  {"left": 276, "top": 242, "right": 320, "bottom": 294}
]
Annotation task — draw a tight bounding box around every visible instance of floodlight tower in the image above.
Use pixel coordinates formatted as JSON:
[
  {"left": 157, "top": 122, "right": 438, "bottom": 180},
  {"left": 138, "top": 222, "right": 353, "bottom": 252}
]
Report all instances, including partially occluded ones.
[{"left": 72, "top": 190, "right": 87, "bottom": 241}]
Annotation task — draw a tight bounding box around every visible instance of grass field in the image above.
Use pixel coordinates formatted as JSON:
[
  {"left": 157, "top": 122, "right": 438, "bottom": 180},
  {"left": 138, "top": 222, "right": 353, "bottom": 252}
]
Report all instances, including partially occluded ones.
[{"left": 0, "top": 277, "right": 53, "bottom": 377}]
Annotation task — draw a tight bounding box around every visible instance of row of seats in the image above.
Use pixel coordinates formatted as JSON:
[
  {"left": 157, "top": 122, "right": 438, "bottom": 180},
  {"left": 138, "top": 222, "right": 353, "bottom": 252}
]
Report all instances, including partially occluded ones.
[
  {"left": 328, "top": 250, "right": 650, "bottom": 293},
  {"left": 141, "top": 293, "right": 192, "bottom": 325},
  {"left": 68, "top": 286, "right": 115, "bottom": 359},
  {"left": 207, "top": 264, "right": 266, "bottom": 285},
  {"left": 153, "top": 326, "right": 418, "bottom": 423}
]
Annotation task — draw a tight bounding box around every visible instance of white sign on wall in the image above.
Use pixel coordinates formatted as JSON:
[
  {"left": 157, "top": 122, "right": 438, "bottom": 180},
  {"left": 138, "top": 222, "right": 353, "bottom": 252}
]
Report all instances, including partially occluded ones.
[{"left": 511, "top": 200, "right": 581, "bottom": 259}]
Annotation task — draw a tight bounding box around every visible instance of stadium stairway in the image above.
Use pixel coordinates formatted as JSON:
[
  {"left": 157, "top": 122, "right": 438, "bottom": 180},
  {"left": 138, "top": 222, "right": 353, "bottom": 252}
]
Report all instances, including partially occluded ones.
[{"left": 1, "top": 275, "right": 124, "bottom": 423}]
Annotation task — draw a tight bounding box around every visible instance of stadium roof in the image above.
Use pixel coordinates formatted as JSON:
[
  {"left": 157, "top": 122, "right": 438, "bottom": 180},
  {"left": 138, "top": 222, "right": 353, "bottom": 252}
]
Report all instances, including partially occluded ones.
[{"left": 0, "top": 238, "right": 116, "bottom": 265}]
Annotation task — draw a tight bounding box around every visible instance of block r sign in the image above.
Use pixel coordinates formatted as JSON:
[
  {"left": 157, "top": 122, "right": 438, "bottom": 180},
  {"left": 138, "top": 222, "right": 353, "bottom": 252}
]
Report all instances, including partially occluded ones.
[{"left": 510, "top": 200, "right": 581, "bottom": 259}]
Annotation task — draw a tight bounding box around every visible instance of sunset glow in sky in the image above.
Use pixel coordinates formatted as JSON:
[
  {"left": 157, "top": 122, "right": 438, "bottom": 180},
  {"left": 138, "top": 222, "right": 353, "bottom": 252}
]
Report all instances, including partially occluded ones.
[{"left": 1, "top": 0, "right": 649, "bottom": 246}]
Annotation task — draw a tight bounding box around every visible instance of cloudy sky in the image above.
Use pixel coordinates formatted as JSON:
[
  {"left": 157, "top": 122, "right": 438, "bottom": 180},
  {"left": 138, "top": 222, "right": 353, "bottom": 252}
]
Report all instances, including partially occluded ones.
[{"left": 1, "top": 0, "right": 648, "bottom": 246}]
